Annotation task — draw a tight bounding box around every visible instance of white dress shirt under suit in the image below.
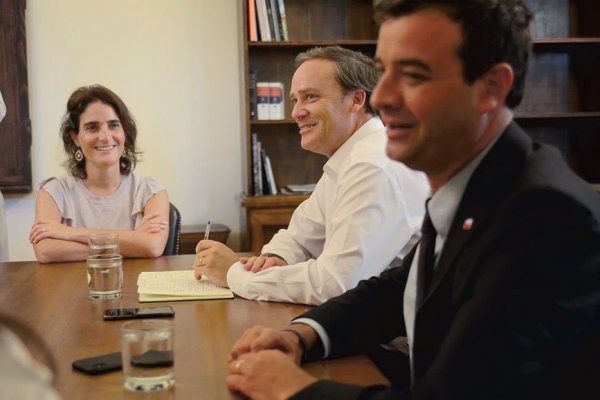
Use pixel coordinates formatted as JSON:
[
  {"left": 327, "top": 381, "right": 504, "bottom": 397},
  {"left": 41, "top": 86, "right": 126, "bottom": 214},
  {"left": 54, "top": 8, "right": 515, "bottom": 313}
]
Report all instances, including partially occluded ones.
[{"left": 227, "top": 117, "right": 429, "bottom": 305}]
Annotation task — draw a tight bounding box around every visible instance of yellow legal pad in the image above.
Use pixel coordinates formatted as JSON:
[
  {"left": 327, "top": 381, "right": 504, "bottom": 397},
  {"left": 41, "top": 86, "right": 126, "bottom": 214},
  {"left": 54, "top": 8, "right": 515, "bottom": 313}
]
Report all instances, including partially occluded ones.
[{"left": 137, "top": 270, "right": 234, "bottom": 302}]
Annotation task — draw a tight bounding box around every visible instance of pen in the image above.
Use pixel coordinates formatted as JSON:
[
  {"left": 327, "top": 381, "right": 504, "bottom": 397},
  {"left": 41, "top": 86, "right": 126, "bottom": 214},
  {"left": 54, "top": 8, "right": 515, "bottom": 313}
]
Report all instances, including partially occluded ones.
[{"left": 203, "top": 221, "right": 211, "bottom": 240}]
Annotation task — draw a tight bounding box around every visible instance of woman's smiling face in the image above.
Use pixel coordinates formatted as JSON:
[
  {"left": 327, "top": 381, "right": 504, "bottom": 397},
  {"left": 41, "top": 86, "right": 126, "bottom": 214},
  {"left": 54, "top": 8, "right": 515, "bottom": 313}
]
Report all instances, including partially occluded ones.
[{"left": 71, "top": 101, "right": 125, "bottom": 173}]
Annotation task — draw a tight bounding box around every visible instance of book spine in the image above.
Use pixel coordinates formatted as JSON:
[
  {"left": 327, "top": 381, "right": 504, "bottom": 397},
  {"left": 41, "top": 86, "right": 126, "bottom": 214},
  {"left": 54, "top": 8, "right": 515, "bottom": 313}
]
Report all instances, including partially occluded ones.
[
  {"left": 257, "top": 139, "right": 263, "bottom": 195},
  {"left": 249, "top": 70, "right": 258, "bottom": 120},
  {"left": 256, "top": 82, "right": 270, "bottom": 120},
  {"left": 277, "top": 0, "right": 289, "bottom": 41},
  {"left": 262, "top": 150, "right": 278, "bottom": 195},
  {"left": 260, "top": 149, "right": 270, "bottom": 195},
  {"left": 248, "top": 0, "right": 258, "bottom": 41},
  {"left": 269, "top": 0, "right": 282, "bottom": 41},
  {"left": 255, "top": 0, "right": 271, "bottom": 41},
  {"left": 268, "top": 82, "right": 284, "bottom": 120},
  {"left": 264, "top": 0, "right": 277, "bottom": 41},
  {"left": 252, "top": 133, "right": 263, "bottom": 195}
]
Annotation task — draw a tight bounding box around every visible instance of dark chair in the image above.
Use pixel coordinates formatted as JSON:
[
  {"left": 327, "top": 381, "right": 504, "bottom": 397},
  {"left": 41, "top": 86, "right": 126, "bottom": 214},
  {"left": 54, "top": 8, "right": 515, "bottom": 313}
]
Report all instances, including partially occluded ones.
[{"left": 163, "top": 203, "right": 181, "bottom": 256}]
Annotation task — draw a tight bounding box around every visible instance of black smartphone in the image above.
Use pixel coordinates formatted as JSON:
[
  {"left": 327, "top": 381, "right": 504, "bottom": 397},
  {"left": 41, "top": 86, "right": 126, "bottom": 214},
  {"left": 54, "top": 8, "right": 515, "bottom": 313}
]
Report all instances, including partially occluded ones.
[
  {"left": 130, "top": 350, "right": 174, "bottom": 368},
  {"left": 72, "top": 352, "right": 122, "bottom": 375},
  {"left": 103, "top": 306, "right": 175, "bottom": 321}
]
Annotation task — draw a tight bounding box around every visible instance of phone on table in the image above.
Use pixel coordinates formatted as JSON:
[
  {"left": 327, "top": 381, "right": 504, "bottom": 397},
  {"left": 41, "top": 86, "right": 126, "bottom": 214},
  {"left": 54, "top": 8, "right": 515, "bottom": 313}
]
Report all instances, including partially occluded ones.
[
  {"left": 131, "top": 350, "right": 174, "bottom": 368},
  {"left": 72, "top": 350, "right": 173, "bottom": 375},
  {"left": 72, "top": 352, "right": 122, "bottom": 375},
  {"left": 103, "top": 306, "right": 175, "bottom": 321}
]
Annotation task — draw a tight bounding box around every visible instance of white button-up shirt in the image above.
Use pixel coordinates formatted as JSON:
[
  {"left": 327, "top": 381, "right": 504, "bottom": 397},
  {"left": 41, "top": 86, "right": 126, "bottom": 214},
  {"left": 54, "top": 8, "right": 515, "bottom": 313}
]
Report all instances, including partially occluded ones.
[{"left": 227, "top": 117, "right": 430, "bottom": 305}]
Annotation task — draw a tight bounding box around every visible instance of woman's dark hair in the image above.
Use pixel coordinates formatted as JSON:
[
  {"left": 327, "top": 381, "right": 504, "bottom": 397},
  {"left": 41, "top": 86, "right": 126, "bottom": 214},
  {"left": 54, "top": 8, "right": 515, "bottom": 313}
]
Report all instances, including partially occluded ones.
[
  {"left": 60, "top": 84, "right": 140, "bottom": 179},
  {"left": 374, "top": 0, "right": 533, "bottom": 109}
]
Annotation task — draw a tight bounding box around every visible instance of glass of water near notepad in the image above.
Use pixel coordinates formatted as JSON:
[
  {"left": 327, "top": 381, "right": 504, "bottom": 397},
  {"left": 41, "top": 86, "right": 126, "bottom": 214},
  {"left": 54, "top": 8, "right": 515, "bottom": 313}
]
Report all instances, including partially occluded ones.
[
  {"left": 86, "top": 233, "right": 123, "bottom": 300},
  {"left": 136, "top": 270, "right": 233, "bottom": 302}
]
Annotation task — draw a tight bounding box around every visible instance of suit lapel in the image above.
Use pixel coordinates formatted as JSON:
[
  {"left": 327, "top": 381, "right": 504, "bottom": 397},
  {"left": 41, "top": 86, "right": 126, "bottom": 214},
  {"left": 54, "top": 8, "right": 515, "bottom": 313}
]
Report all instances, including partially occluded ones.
[{"left": 423, "top": 123, "right": 532, "bottom": 303}]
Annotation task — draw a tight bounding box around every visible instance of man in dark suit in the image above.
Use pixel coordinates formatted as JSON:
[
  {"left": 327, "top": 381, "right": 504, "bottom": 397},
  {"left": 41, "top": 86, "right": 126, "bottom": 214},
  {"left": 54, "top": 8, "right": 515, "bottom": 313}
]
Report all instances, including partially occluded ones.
[{"left": 224, "top": 0, "right": 600, "bottom": 398}]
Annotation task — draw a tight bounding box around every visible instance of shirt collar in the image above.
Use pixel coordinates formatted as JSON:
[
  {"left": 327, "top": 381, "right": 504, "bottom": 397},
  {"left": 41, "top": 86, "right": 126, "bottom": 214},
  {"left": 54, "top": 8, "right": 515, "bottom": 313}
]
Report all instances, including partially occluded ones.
[
  {"left": 323, "top": 117, "right": 384, "bottom": 176},
  {"left": 428, "top": 132, "right": 502, "bottom": 240}
]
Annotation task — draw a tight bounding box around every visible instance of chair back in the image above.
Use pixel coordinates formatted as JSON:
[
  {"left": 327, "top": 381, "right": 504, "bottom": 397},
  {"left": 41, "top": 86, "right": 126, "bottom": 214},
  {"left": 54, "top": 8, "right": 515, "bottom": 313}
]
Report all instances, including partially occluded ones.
[{"left": 163, "top": 202, "right": 181, "bottom": 255}]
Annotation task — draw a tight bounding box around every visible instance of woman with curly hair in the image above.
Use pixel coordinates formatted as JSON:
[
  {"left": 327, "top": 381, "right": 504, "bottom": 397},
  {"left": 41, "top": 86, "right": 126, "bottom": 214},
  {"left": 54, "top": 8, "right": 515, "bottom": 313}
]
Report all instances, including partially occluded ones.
[{"left": 30, "top": 85, "right": 169, "bottom": 263}]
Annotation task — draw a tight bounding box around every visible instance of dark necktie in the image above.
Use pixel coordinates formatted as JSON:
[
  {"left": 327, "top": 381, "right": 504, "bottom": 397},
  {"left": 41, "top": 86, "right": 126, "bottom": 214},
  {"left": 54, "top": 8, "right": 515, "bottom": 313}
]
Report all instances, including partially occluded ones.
[{"left": 416, "top": 210, "right": 436, "bottom": 308}]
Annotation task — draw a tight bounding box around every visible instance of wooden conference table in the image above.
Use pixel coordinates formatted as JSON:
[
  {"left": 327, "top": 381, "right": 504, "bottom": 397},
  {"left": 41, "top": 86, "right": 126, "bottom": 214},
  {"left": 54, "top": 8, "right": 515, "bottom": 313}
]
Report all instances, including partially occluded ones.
[{"left": 0, "top": 255, "right": 388, "bottom": 399}]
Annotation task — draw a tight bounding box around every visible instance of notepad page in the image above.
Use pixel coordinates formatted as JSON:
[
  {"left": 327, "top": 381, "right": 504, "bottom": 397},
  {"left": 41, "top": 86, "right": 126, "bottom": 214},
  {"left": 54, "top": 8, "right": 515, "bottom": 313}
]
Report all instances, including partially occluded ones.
[
  {"left": 138, "top": 292, "right": 233, "bottom": 302},
  {"left": 137, "top": 270, "right": 233, "bottom": 297}
]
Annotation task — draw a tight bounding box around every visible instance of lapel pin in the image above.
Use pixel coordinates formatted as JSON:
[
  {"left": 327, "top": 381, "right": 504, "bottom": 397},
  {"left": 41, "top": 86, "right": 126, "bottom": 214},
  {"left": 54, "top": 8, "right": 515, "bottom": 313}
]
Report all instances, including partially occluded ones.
[{"left": 462, "top": 218, "right": 474, "bottom": 230}]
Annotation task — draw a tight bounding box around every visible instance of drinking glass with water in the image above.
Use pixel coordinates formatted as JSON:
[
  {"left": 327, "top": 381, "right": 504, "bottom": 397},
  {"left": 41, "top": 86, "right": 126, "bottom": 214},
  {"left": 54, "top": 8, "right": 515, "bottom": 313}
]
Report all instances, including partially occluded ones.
[
  {"left": 87, "top": 254, "right": 123, "bottom": 300},
  {"left": 122, "top": 320, "right": 175, "bottom": 391},
  {"left": 88, "top": 233, "right": 119, "bottom": 255}
]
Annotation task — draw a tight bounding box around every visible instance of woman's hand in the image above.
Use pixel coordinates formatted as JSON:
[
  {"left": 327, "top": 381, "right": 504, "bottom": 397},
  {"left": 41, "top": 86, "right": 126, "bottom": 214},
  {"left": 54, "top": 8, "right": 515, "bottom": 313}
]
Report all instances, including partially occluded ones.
[
  {"left": 29, "top": 220, "right": 74, "bottom": 244},
  {"left": 135, "top": 212, "right": 167, "bottom": 234}
]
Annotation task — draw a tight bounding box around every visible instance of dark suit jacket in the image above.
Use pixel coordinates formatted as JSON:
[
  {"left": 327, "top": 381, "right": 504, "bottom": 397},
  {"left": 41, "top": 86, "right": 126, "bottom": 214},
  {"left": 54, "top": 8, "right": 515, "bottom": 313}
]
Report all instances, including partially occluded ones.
[{"left": 291, "top": 123, "right": 600, "bottom": 400}]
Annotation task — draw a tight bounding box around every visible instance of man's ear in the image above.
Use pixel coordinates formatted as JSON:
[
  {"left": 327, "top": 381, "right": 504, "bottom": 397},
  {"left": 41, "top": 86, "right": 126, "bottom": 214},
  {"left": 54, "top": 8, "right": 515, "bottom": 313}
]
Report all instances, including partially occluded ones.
[
  {"left": 476, "top": 63, "right": 514, "bottom": 113},
  {"left": 70, "top": 131, "right": 80, "bottom": 147},
  {"left": 349, "top": 89, "right": 367, "bottom": 112}
]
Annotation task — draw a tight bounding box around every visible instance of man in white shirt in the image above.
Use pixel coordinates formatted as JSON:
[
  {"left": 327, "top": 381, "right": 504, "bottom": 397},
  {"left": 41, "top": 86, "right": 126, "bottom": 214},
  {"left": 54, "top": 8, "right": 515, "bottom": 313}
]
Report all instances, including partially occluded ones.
[{"left": 194, "top": 46, "right": 429, "bottom": 305}]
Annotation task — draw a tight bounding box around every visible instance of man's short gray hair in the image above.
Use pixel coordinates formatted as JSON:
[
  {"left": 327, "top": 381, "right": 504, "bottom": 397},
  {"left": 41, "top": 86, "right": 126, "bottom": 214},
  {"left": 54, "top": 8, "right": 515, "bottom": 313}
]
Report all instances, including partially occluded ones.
[{"left": 295, "top": 46, "right": 379, "bottom": 115}]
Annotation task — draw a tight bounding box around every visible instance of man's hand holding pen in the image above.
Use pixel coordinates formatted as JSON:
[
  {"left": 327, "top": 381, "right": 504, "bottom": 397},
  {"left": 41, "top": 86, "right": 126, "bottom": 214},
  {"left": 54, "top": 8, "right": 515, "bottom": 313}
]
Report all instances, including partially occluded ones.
[{"left": 193, "top": 240, "right": 239, "bottom": 288}]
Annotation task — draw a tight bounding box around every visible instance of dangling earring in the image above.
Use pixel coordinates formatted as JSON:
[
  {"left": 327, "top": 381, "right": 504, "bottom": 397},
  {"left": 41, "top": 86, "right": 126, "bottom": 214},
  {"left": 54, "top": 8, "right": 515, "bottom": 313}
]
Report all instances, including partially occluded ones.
[{"left": 75, "top": 148, "right": 84, "bottom": 162}]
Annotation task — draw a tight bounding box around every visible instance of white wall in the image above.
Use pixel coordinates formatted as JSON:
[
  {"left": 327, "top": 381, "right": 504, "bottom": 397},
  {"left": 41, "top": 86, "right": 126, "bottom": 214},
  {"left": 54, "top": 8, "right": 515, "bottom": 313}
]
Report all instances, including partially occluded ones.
[{"left": 3, "top": 0, "right": 245, "bottom": 261}]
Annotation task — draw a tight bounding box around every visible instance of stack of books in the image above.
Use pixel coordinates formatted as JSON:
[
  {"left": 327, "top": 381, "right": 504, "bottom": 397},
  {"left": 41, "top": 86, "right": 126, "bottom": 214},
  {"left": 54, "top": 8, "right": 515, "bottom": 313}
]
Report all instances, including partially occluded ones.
[
  {"left": 251, "top": 133, "right": 277, "bottom": 196},
  {"left": 248, "top": 0, "right": 289, "bottom": 42},
  {"left": 249, "top": 75, "right": 284, "bottom": 121}
]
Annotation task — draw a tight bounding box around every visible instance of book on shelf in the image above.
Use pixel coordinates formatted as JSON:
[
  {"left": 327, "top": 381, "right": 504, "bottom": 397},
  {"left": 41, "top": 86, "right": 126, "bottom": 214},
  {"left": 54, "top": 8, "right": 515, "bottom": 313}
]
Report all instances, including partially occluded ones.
[
  {"left": 254, "top": 81, "right": 284, "bottom": 120},
  {"left": 262, "top": 149, "right": 278, "bottom": 195},
  {"left": 249, "top": 70, "right": 258, "bottom": 119},
  {"left": 252, "top": 133, "right": 264, "bottom": 195},
  {"left": 281, "top": 183, "right": 317, "bottom": 194},
  {"left": 256, "top": 82, "right": 270, "bottom": 120},
  {"left": 255, "top": 0, "right": 272, "bottom": 41},
  {"left": 277, "top": 0, "right": 289, "bottom": 41},
  {"left": 137, "top": 270, "right": 233, "bottom": 302},
  {"left": 264, "top": 0, "right": 276, "bottom": 40},
  {"left": 252, "top": 0, "right": 288, "bottom": 42},
  {"left": 268, "top": 82, "right": 284, "bottom": 120},
  {"left": 269, "top": 0, "right": 283, "bottom": 41},
  {"left": 248, "top": 0, "right": 258, "bottom": 41}
]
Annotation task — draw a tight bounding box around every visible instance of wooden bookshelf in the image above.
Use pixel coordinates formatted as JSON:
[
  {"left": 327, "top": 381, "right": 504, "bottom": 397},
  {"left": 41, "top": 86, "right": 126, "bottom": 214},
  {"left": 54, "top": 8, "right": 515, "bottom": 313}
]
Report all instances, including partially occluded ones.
[
  {"left": 239, "top": 0, "right": 600, "bottom": 251},
  {"left": 516, "top": 0, "right": 600, "bottom": 188},
  {"left": 240, "top": 0, "right": 378, "bottom": 252}
]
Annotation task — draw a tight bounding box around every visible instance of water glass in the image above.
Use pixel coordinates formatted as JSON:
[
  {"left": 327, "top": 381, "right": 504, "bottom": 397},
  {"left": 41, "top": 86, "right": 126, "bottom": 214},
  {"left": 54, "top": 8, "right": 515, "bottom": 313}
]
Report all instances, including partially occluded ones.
[
  {"left": 88, "top": 233, "right": 119, "bottom": 255},
  {"left": 121, "top": 320, "right": 175, "bottom": 392},
  {"left": 87, "top": 254, "right": 123, "bottom": 300}
]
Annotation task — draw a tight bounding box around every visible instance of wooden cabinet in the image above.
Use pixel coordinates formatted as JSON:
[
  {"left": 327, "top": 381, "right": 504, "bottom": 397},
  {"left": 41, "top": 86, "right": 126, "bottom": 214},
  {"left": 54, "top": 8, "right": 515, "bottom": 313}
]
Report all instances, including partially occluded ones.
[
  {"left": 241, "top": 0, "right": 378, "bottom": 252},
  {"left": 243, "top": 195, "right": 306, "bottom": 254},
  {"left": 179, "top": 224, "right": 231, "bottom": 255},
  {"left": 240, "top": 0, "right": 600, "bottom": 252}
]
